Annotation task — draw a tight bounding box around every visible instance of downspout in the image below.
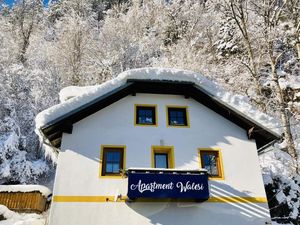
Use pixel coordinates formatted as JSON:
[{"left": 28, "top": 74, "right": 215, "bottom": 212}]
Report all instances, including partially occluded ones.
[{"left": 257, "top": 139, "right": 281, "bottom": 155}]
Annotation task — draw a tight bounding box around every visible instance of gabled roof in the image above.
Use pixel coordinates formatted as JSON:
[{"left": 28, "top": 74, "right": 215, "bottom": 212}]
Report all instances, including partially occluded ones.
[{"left": 36, "top": 68, "right": 281, "bottom": 150}]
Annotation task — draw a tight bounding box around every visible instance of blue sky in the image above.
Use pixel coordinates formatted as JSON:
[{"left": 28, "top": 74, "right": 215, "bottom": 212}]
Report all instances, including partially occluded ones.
[
  {"left": 3, "top": 0, "right": 14, "bottom": 6},
  {"left": 3, "top": 0, "right": 50, "bottom": 7}
]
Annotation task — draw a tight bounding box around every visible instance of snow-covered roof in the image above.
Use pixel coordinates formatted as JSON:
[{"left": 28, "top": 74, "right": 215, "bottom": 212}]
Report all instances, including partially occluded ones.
[
  {"left": 0, "top": 185, "right": 51, "bottom": 197},
  {"left": 35, "top": 67, "right": 281, "bottom": 157},
  {"left": 36, "top": 68, "right": 219, "bottom": 128}
]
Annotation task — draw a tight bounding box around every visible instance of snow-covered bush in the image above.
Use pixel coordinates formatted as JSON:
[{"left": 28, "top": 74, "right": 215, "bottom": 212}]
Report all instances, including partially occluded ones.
[
  {"left": 0, "top": 65, "right": 57, "bottom": 184},
  {"left": 260, "top": 150, "right": 300, "bottom": 224}
]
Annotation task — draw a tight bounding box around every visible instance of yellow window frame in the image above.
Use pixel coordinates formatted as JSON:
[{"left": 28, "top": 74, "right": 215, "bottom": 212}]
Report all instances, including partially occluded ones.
[
  {"left": 134, "top": 104, "right": 158, "bottom": 127},
  {"left": 99, "top": 145, "right": 126, "bottom": 179},
  {"left": 166, "top": 105, "right": 190, "bottom": 128},
  {"left": 198, "top": 148, "right": 225, "bottom": 180},
  {"left": 151, "top": 146, "right": 175, "bottom": 168}
]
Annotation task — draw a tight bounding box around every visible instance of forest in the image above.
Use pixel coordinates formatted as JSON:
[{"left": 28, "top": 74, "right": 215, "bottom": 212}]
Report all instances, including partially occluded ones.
[{"left": 0, "top": 0, "right": 299, "bottom": 223}]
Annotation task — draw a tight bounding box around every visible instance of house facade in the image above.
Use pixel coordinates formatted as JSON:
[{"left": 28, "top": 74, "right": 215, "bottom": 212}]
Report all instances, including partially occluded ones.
[{"left": 37, "top": 68, "right": 279, "bottom": 225}]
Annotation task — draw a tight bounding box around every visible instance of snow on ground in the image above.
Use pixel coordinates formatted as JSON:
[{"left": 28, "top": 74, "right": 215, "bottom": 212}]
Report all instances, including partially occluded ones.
[
  {"left": 272, "top": 222, "right": 293, "bottom": 225},
  {"left": 260, "top": 148, "right": 300, "bottom": 222},
  {"left": 0, "top": 185, "right": 51, "bottom": 197},
  {"left": 0, "top": 205, "right": 47, "bottom": 225},
  {"left": 260, "top": 148, "right": 295, "bottom": 180}
]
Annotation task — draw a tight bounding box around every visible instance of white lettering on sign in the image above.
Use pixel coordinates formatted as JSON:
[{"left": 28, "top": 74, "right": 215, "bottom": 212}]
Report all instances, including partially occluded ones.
[
  {"left": 130, "top": 180, "right": 174, "bottom": 193},
  {"left": 176, "top": 181, "right": 204, "bottom": 192},
  {"left": 130, "top": 180, "right": 204, "bottom": 193}
]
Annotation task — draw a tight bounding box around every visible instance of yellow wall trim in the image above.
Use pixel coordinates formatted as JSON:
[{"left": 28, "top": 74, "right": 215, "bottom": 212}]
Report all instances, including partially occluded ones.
[
  {"left": 53, "top": 196, "right": 126, "bottom": 202},
  {"left": 53, "top": 195, "right": 268, "bottom": 203},
  {"left": 208, "top": 196, "right": 268, "bottom": 203}
]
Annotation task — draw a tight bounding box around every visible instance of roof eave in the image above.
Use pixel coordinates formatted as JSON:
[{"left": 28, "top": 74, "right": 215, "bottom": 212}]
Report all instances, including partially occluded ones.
[{"left": 40, "top": 79, "right": 281, "bottom": 149}]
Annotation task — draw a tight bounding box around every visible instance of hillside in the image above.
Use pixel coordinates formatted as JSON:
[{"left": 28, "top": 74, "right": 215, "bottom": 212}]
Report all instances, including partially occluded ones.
[{"left": 0, "top": 0, "right": 299, "bottom": 224}]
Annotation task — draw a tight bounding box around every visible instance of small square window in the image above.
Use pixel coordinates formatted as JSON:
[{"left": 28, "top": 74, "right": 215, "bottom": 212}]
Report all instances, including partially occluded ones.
[
  {"left": 100, "top": 146, "right": 125, "bottom": 177},
  {"left": 151, "top": 146, "right": 175, "bottom": 169},
  {"left": 199, "top": 149, "right": 224, "bottom": 179},
  {"left": 135, "top": 105, "right": 157, "bottom": 126},
  {"left": 154, "top": 153, "right": 169, "bottom": 168},
  {"left": 167, "top": 106, "right": 189, "bottom": 127}
]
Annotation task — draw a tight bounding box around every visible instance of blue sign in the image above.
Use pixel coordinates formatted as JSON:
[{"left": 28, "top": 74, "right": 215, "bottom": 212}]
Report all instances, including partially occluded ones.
[{"left": 127, "top": 170, "right": 209, "bottom": 200}]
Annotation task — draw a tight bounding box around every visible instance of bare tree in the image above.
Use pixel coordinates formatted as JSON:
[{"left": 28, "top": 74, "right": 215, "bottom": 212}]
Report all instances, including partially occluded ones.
[
  {"left": 222, "top": 0, "right": 265, "bottom": 109},
  {"left": 257, "top": 0, "right": 298, "bottom": 171},
  {"left": 10, "top": 0, "right": 43, "bottom": 64},
  {"left": 284, "top": 0, "right": 300, "bottom": 59},
  {"left": 224, "top": 0, "right": 298, "bottom": 172}
]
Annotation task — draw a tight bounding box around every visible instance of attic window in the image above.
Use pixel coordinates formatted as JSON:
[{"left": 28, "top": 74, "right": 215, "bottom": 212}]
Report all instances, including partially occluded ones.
[
  {"left": 167, "top": 106, "right": 189, "bottom": 127},
  {"left": 135, "top": 104, "right": 157, "bottom": 126}
]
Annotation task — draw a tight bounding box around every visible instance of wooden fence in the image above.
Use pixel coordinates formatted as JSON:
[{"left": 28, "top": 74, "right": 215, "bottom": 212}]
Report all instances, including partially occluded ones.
[{"left": 0, "top": 191, "right": 48, "bottom": 213}]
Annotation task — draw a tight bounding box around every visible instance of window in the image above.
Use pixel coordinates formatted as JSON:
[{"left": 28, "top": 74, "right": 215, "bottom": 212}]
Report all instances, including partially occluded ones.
[
  {"left": 135, "top": 104, "right": 157, "bottom": 126},
  {"left": 151, "top": 146, "right": 175, "bottom": 169},
  {"left": 154, "top": 153, "right": 168, "bottom": 168},
  {"left": 198, "top": 148, "right": 224, "bottom": 180},
  {"left": 100, "top": 145, "right": 126, "bottom": 177},
  {"left": 166, "top": 106, "right": 189, "bottom": 127}
]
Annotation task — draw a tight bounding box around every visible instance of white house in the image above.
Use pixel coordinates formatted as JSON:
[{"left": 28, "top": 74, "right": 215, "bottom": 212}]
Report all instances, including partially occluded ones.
[{"left": 36, "top": 68, "right": 280, "bottom": 225}]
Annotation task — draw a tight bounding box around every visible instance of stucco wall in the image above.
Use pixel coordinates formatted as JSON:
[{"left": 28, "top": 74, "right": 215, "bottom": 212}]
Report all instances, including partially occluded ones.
[
  {"left": 50, "top": 202, "right": 271, "bottom": 225},
  {"left": 49, "top": 94, "right": 270, "bottom": 225}
]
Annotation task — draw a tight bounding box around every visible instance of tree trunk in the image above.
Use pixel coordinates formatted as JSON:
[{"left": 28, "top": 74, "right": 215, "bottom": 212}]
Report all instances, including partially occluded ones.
[
  {"left": 270, "top": 59, "right": 298, "bottom": 173},
  {"left": 297, "top": 41, "right": 300, "bottom": 60},
  {"left": 19, "top": 37, "right": 29, "bottom": 64},
  {"left": 228, "top": 0, "right": 266, "bottom": 111},
  {"left": 244, "top": 35, "right": 263, "bottom": 97}
]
